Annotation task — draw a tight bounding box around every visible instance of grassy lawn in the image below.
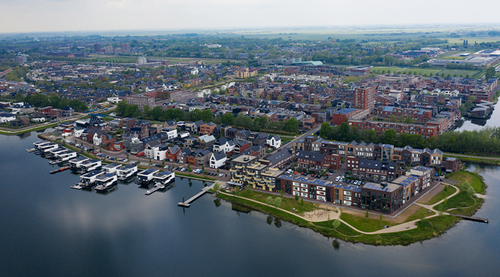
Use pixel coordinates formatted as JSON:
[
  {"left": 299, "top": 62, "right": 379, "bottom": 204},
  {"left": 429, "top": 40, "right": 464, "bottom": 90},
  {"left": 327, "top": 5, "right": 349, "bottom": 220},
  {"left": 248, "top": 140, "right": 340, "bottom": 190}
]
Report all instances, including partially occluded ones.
[
  {"left": 313, "top": 220, "right": 361, "bottom": 236},
  {"left": 425, "top": 185, "right": 457, "bottom": 205},
  {"left": 398, "top": 68, "right": 441, "bottom": 75},
  {"left": 448, "top": 170, "right": 486, "bottom": 194},
  {"left": 371, "top": 66, "right": 404, "bottom": 74},
  {"left": 434, "top": 191, "right": 478, "bottom": 214},
  {"left": 438, "top": 69, "right": 480, "bottom": 78},
  {"left": 405, "top": 207, "right": 436, "bottom": 222},
  {"left": 236, "top": 188, "right": 319, "bottom": 214},
  {"left": 340, "top": 212, "right": 396, "bottom": 232}
]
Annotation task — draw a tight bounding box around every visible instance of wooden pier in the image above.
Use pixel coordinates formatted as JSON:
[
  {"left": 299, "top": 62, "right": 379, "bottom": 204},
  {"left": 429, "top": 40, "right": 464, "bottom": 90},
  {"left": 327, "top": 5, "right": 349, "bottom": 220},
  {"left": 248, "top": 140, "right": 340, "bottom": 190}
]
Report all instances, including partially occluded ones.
[
  {"left": 450, "top": 214, "right": 489, "bottom": 224},
  {"left": 178, "top": 184, "right": 214, "bottom": 207}
]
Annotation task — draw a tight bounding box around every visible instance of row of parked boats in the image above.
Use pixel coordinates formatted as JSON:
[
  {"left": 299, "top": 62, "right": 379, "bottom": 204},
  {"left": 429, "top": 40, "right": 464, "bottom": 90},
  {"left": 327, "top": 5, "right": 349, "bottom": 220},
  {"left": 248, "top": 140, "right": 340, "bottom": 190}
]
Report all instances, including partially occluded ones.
[{"left": 29, "top": 140, "right": 175, "bottom": 195}]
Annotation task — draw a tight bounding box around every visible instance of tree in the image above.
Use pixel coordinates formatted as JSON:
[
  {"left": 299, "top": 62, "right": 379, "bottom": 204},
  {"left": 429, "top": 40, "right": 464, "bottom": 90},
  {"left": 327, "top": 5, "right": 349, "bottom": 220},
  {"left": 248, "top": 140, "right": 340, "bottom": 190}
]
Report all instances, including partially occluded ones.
[
  {"left": 284, "top": 118, "right": 299, "bottom": 134},
  {"left": 14, "top": 93, "right": 24, "bottom": 102},
  {"left": 365, "top": 209, "right": 369, "bottom": 219},
  {"left": 332, "top": 219, "right": 340, "bottom": 229},
  {"left": 403, "top": 117, "right": 414, "bottom": 124},
  {"left": 300, "top": 197, "right": 304, "bottom": 206},
  {"left": 320, "top": 122, "right": 332, "bottom": 138},
  {"left": 379, "top": 213, "right": 383, "bottom": 220},
  {"left": 280, "top": 190, "right": 284, "bottom": 197},
  {"left": 213, "top": 182, "right": 220, "bottom": 191},
  {"left": 485, "top": 66, "right": 496, "bottom": 80},
  {"left": 266, "top": 196, "right": 273, "bottom": 205},
  {"left": 274, "top": 197, "right": 282, "bottom": 207},
  {"left": 295, "top": 194, "right": 299, "bottom": 201},
  {"left": 222, "top": 113, "right": 235, "bottom": 125},
  {"left": 187, "top": 164, "right": 191, "bottom": 172}
]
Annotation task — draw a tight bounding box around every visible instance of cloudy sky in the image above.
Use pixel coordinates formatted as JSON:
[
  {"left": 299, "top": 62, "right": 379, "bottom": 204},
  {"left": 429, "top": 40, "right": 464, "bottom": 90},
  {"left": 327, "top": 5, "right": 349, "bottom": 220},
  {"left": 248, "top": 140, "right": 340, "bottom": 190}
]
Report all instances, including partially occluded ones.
[{"left": 1, "top": 0, "right": 500, "bottom": 33}]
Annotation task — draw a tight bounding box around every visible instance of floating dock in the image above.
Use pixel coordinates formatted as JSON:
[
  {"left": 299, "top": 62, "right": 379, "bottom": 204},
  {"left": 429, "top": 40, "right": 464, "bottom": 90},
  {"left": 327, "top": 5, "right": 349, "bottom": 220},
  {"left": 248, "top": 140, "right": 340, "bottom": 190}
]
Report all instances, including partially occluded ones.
[
  {"left": 26, "top": 148, "right": 37, "bottom": 153},
  {"left": 50, "top": 167, "right": 69, "bottom": 174},
  {"left": 145, "top": 184, "right": 166, "bottom": 195},
  {"left": 178, "top": 184, "right": 214, "bottom": 207},
  {"left": 450, "top": 214, "right": 489, "bottom": 223}
]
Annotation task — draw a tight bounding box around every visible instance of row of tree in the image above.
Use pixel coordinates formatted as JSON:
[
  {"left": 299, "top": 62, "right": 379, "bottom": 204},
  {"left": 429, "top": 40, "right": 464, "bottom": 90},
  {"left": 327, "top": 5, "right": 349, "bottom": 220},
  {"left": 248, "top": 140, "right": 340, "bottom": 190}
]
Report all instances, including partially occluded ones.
[
  {"left": 21, "top": 93, "right": 88, "bottom": 112},
  {"left": 320, "top": 122, "right": 500, "bottom": 156},
  {"left": 115, "top": 101, "right": 300, "bottom": 134}
]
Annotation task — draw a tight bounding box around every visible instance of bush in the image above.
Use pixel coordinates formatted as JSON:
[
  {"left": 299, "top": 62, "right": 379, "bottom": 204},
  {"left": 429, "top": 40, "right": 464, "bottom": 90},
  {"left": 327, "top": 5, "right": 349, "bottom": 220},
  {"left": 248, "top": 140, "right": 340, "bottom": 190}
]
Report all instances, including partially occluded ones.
[
  {"left": 332, "top": 219, "right": 340, "bottom": 229},
  {"left": 274, "top": 197, "right": 282, "bottom": 207},
  {"left": 266, "top": 196, "right": 273, "bottom": 205},
  {"left": 295, "top": 194, "right": 299, "bottom": 201},
  {"left": 401, "top": 233, "right": 412, "bottom": 241},
  {"left": 460, "top": 201, "right": 468, "bottom": 207}
]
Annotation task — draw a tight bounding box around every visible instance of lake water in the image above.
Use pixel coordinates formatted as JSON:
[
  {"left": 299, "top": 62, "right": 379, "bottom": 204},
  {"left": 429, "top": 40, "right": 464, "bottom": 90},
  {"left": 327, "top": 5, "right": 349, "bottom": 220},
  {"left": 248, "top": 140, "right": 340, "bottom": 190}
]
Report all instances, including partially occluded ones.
[
  {"left": 455, "top": 100, "right": 500, "bottom": 132},
  {"left": 1, "top": 133, "right": 499, "bottom": 277}
]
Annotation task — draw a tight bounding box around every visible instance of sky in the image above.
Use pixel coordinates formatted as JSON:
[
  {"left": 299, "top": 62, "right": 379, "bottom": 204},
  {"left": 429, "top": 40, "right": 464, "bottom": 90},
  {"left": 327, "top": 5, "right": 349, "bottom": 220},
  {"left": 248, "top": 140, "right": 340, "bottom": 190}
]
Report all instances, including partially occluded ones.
[{"left": 1, "top": 0, "right": 500, "bottom": 33}]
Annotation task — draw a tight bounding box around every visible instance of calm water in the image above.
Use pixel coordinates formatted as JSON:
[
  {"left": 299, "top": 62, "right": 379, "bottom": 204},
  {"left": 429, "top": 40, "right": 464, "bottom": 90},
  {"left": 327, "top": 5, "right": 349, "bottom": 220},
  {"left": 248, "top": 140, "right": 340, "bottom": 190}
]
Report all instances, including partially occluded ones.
[
  {"left": 1, "top": 133, "right": 499, "bottom": 277},
  {"left": 456, "top": 100, "right": 500, "bottom": 131}
]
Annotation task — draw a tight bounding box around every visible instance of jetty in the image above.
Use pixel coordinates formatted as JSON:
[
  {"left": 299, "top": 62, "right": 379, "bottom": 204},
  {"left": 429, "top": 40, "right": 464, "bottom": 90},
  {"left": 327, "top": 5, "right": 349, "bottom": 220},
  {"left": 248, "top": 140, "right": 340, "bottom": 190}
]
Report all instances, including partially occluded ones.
[
  {"left": 178, "top": 184, "right": 214, "bottom": 207},
  {"left": 145, "top": 184, "right": 166, "bottom": 195},
  {"left": 50, "top": 166, "right": 69, "bottom": 174},
  {"left": 450, "top": 214, "right": 489, "bottom": 224},
  {"left": 26, "top": 148, "right": 37, "bottom": 153}
]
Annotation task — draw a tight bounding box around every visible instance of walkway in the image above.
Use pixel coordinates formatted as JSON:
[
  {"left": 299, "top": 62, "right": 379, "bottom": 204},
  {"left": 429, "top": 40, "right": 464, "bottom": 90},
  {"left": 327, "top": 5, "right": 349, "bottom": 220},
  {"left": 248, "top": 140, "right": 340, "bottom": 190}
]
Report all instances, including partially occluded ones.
[
  {"left": 444, "top": 152, "right": 500, "bottom": 161},
  {"left": 215, "top": 182, "right": 465, "bottom": 235}
]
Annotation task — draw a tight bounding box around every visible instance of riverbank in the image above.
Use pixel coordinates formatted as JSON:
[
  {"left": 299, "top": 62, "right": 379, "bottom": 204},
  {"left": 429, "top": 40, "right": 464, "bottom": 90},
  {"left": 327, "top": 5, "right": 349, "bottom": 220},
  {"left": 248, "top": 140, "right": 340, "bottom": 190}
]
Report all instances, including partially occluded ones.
[
  {"left": 444, "top": 153, "right": 500, "bottom": 166},
  {"left": 215, "top": 170, "right": 487, "bottom": 246}
]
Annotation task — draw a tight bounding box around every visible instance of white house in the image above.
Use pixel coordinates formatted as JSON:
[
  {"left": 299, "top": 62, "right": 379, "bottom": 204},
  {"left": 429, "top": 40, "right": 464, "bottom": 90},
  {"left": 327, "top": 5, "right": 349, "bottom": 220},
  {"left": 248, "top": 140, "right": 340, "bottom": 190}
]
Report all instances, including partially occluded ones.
[
  {"left": 267, "top": 135, "right": 281, "bottom": 149},
  {"left": 179, "top": 131, "right": 190, "bottom": 138},
  {"left": 93, "top": 133, "right": 102, "bottom": 146},
  {"left": 107, "top": 96, "right": 122, "bottom": 104},
  {"left": 153, "top": 145, "right": 168, "bottom": 161},
  {"left": 164, "top": 128, "right": 178, "bottom": 140},
  {"left": 210, "top": 152, "right": 227, "bottom": 169},
  {"left": 213, "top": 137, "right": 236, "bottom": 154},
  {"left": 0, "top": 112, "right": 16, "bottom": 123}
]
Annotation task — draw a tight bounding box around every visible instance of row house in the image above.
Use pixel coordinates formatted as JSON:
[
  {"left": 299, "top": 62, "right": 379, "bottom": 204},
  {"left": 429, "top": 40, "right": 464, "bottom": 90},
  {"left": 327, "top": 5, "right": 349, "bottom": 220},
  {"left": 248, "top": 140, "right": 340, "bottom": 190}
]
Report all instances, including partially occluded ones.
[
  {"left": 277, "top": 174, "right": 361, "bottom": 206},
  {"left": 376, "top": 106, "right": 433, "bottom": 122},
  {"left": 347, "top": 156, "right": 399, "bottom": 181},
  {"left": 296, "top": 151, "right": 341, "bottom": 171},
  {"left": 349, "top": 120, "right": 438, "bottom": 138},
  {"left": 187, "top": 149, "right": 212, "bottom": 167}
]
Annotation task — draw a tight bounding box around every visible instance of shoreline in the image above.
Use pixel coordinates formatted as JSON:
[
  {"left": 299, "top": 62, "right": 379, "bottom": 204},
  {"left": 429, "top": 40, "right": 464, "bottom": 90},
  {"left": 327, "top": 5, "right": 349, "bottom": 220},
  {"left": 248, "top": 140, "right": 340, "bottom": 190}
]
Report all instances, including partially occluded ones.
[{"left": 214, "top": 170, "right": 486, "bottom": 246}]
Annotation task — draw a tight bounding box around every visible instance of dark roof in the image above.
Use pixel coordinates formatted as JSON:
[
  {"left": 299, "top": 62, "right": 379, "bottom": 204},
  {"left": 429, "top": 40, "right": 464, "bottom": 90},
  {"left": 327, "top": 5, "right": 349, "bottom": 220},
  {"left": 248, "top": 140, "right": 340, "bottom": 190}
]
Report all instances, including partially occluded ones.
[
  {"left": 359, "top": 159, "right": 397, "bottom": 171},
  {"left": 297, "top": 151, "right": 325, "bottom": 162},
  {"left": 212, "top": 151, "right": 226, "bottom": 161}
]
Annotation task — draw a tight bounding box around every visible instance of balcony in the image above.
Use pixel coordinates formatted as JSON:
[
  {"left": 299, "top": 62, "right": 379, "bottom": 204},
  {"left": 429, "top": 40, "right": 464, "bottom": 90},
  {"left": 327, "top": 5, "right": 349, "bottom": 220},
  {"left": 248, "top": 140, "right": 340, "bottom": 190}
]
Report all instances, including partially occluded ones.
[
  {"left": 230, "top": 168, "right": 237, "bottom": 173},
  {"left": 245, "top": 171, "right": 255, "bottom": 176},
  {"left": 234, "top": 165, "right": 243, "bottom": 169},
  {"left": 234, "top": 174, "right": 242, "bottom": 178}
]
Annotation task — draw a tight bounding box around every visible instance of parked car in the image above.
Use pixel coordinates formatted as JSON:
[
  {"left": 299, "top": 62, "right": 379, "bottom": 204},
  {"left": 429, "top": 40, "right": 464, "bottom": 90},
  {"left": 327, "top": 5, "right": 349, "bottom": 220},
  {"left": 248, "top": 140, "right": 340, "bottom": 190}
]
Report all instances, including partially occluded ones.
[{"left": 324, "top": 176, "right": 328, "bottom": 180}]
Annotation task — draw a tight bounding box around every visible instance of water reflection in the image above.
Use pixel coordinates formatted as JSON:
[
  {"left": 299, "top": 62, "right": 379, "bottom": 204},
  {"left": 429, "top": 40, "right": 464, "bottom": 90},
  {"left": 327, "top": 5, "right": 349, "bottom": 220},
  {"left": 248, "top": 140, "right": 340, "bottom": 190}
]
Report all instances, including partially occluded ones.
[
  {"left": 2, "top": 133, "right": 500, "bottom": 277},
  {"left": 456, "top": 100, "right": 500, "bottom": 131}
]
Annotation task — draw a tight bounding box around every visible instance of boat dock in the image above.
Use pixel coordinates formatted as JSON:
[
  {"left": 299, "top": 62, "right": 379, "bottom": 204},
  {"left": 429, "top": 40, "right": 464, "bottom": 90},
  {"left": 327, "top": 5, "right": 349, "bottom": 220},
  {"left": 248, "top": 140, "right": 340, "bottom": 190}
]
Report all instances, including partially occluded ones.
[
  {"left": 26, "top": 148, "right": 37, "bottom": 153},
  {"left": 178, "top": 184, "right": 214, "bottom": 207},
  {"left": 450, "top": 214, "right": 489, "bottom": 224},
  {"left": 145, "top": 184, "right": 166, "bottom": 195},
  {"left": 50, "top": 167, "right": 69, "bottom": 174}
]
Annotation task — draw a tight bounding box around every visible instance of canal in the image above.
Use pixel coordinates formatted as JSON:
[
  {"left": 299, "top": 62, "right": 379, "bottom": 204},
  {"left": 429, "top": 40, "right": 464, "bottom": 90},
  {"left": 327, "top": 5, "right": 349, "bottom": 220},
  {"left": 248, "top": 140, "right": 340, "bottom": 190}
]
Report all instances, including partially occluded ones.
[{"left": 0, "top": 132, "right": 499, "bottom": 276}]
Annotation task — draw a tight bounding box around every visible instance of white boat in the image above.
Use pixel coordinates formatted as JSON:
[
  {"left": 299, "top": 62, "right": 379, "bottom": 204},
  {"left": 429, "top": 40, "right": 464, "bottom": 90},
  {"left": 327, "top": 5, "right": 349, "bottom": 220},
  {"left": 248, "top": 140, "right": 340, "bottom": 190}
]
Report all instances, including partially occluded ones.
[
  {"left": 69, "top": 157, "right": 90, "bottom": 171},
  {"left": 153, "top": 171, "right": 175, "bottom": 186},
  {"left": 77, "top": 159, "right": 102, "bottom": 173},
  {"left": 136, "top": 168, "right": 159, "bottom": 185},
  {"left": 94, "top": 173, "right": 118, "bottom": 191},
  {"left": 116, "top": 164, "right": 138, "bottom": 181},
  {"left": 102, "top": 163, "right": 121, "bottom": 174},
  {"left": 71, "top": 170, "right": 104, "bottom": 190}
]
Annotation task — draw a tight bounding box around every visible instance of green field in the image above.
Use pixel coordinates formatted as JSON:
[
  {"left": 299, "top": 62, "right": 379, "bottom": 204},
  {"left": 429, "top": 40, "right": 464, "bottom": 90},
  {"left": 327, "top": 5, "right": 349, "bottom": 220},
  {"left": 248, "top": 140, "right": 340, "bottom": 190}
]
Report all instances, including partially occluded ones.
[
  {"left": 398, "top": 68, "right": 442, "bottom": 75},
  {"left": 370, "top": 67, "right": 405, "bottom": 74},
  {"left": 438, "top": 69, "right": 480, "bottom": 77}
]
